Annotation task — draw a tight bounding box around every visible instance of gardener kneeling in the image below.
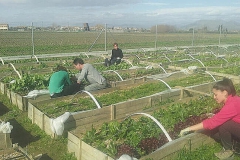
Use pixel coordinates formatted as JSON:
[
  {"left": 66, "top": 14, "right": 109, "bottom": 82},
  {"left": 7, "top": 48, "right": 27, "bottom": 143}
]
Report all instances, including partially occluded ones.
[
  {"left": 48, "top": 65, "right": 80, "bottom": 98},
  {"left": 180, "top": 78, "right": 240, "bottom": 159}
]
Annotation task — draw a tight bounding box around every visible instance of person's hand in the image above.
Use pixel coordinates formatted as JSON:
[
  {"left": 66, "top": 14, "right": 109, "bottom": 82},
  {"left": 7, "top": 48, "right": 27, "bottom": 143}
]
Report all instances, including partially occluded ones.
[{"left": 179, "top": 127, "right": 190, "bottom": 137}]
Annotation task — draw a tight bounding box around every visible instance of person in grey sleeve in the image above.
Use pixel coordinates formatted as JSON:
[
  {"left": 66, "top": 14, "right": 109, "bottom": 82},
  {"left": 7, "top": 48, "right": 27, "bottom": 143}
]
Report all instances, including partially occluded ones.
[{"left": 73, "top": 58, "right": 107, "bottom": 91}]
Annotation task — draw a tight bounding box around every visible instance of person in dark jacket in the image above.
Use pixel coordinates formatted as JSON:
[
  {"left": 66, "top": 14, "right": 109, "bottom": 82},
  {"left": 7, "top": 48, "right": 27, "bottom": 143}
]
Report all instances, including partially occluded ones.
[{"left": 105, "top": 43, "right": 123, "bottom": 66}]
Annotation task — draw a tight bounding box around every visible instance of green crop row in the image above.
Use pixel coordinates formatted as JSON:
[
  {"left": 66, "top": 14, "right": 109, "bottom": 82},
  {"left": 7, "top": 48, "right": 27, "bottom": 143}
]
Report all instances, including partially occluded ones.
[
  {"left": 82, "top": 95, "right": 218, "bottom": 158},
  {"left": 38, "top": 73, "right": 218, "bottom": 117}
]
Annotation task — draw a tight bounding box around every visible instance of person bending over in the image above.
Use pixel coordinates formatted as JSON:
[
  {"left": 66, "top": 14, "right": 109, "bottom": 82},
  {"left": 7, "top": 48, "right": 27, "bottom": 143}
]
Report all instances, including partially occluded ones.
[
  {"left": 48, "top": 65, "right": 80, "bottom": 98},
  {"left": 180, "top": 78, "right": 240, "bottom": 159},
  {"left": 73, "top": 58, "right": 107, "bottom": 91}
]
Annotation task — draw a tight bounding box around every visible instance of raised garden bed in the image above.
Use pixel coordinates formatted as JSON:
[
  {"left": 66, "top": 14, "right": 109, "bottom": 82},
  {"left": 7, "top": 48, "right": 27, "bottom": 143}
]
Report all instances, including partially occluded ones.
[
  {"left": 67, "top": 89, "right": 221, "bottom": 160},
  {"left": 0, "top": 133, "right": 12, "bottom": 150}
]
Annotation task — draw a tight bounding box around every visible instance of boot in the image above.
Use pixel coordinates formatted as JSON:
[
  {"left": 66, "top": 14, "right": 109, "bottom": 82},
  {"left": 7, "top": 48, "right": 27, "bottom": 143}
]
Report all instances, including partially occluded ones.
[{"left": 214, "top": 149, "right": 234, "bottom": 160}]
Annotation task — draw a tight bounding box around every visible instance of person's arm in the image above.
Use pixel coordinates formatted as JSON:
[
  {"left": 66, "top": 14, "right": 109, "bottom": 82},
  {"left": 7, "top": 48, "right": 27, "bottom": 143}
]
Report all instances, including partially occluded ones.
[
  {"left": 110, "top": 49, "right": 115, "bottom": 60},
  {"left": 180, "top": 122, "right": 204, "bottom": 136},
  {"left": 189, "top": 122, "right": 204, "bottom": 131},
  {"left": 119, "top": 49, "right": 123, "bottom": 58},
  {"left": 76, "top": 64, "right": 88, "bottom": 84}
]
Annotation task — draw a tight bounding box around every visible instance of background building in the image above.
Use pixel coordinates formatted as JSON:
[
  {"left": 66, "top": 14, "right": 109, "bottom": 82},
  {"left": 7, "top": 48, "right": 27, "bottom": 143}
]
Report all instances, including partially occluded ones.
[{"left": 0, "top": 24, "right": 9, "bottom": 31}]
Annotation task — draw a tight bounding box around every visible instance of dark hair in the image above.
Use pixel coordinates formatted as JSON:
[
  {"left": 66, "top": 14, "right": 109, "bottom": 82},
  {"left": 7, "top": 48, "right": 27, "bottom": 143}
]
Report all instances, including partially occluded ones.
[
  {"left": 73, "top": 58, "right": 84, "bottom": 65},
  {"left": 113, "top": 42, "right": 118, "bottom": 46},
  {"left": 55, "top": 65, "right": 67, "bottom": 72},
  {"left": 213, "top": 78, "right": 236, "bottom": 96}
]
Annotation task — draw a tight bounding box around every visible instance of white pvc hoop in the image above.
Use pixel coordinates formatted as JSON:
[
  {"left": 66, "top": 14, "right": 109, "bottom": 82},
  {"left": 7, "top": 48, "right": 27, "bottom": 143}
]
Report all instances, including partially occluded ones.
[
  {"left": 0, "top": 57, "right": 4, "bottom": 65},
  {"left": 104, "top": 70, "right": 123, "bottom": 81},
  {"left": 124, "top": 112, "right": 172, "bottom": 142},
  {"left": 163, "top": 54, "right": 172, "bottom": 62},
  {"left": 9, "top": 63, "right": 22, "bottom": 79},
  {"left": 122, "top": 59, "right": 134, "bottom": 67},
  {"left": 71, "top": 90, "right": 101, "bottom": 109},
  {"left": 159, "top": 65, "right": 167, "bottom": 74},
  {"left": 194, "top": 59, "right": 205, "bottom": 67},
  {"left": 205, "top": 71, "right": 217, "bottom": 81},
  {"left": 83, "top": 52, "right": 90, "bottom": 58},
  {"left": 157, "top": 79, "right": 172, "bottom": 90},
  {"left": 32, "top": 55, "right": 39, "bottom": 63}
]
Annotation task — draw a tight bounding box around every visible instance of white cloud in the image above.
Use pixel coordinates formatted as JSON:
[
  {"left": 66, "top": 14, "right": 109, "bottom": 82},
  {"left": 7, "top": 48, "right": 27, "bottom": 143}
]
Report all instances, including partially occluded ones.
[
  {"left": 0, "top": 0, "right": 141, "bottom": 7},
  {"left": 0, "top": 1, "right": 239, "bottom": 28},
  {"left": 0, "top": 0, "right": 28, "bottom": 3},
  {"left": 141, "top": 2, "right": 168, "bottom": 6}
]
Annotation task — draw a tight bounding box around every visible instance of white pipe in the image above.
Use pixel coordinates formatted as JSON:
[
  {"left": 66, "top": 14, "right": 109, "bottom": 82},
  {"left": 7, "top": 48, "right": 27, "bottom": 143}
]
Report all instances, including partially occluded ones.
[
  {"left": 84, "top": 52, "right": 90, "bottom": 58},
  {"left": 157, "top": 79, "right": 172, "bottom": 90},
  {"left": 0, "top": 57, "right": 4, "bottom": 65},
  {"left": 71, "top": 90, "right": 101, "bottom": 109},
  {"left": 187, "top": 54, "right": 205, "bottom": 67},
  {"left": 163, "top": 54, "right": 172, "bottom": 62},
  {"left": 9, "top": 63, "right": 22, "bottom": 79},
  {"left": 122, "top": 59, "right": 133, "bottom": 67},
  {"left": 188, "top": 54, "right": 195, "bottom": 59},
  {"left": 82, "top": 90, "right": 101, "bottom": 109},
  {"left": 194, "top": 59, "right": 205, "bottom": 67},
  {"left": 33, "top": 55, "right": 39, "bottom": 63},
  {"left": 159, "top": 65, "right": 167, "bottom": 74},
  {"left": 125, "top": 112, "right": 172, "bottom": 142},
  {"left": 205, "top": 71, "right": 217, "bottom": 81},
  {"left": 104, "top": 70, "right": 123, "bottom": 81}
]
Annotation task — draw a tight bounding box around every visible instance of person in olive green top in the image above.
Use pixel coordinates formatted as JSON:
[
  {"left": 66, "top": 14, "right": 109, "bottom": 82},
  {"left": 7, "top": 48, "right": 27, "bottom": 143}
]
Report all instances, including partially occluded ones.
[{"left": 48, "top": 65, "right": 80, "bottom": 98}]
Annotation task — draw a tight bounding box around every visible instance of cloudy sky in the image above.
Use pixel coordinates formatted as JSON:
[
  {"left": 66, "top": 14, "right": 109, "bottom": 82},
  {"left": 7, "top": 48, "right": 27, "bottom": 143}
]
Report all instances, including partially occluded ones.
[{"left": 0, "top": 0, "right": 240, "bottom": 28}]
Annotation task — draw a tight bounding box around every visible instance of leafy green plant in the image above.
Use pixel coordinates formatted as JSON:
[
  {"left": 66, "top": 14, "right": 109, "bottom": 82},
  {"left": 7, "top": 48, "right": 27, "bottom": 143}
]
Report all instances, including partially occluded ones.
[
  {"left": 176, "top": 143, "right": 222, "bottom": 160},
  {"left": 8, "top": 73, "right": 50, "bottom": 95},
  {"left": 82, "top": 95, "right": 220, "bottom": 158}
]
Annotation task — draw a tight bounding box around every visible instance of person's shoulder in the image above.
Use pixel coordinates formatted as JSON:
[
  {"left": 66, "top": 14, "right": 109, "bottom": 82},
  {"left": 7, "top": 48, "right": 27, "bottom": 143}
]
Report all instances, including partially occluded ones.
[
  {"left": 84, "top": 63, "right": 93, "bottom": 67},
  {"left": 60, "top": 70, "right": 69, "bottom": 75}
]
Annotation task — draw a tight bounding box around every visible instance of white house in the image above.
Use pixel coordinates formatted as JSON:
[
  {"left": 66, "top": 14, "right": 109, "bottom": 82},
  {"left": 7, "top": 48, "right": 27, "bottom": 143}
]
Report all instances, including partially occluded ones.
[{"left": 0, "top": 24, "right": 9, "bottom": 31}]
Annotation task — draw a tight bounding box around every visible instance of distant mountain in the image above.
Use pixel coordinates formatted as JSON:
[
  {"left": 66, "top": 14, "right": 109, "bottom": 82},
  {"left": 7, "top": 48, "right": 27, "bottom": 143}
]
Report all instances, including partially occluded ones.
[{"left": 180, "top": 20, "right": 240, "bottom": 31}]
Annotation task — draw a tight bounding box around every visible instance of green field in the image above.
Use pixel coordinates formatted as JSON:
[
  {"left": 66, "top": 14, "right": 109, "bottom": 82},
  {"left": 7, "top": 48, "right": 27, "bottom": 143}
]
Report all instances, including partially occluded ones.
[{"left": 1, "top": 31, "right": 240, "bottom": 56}]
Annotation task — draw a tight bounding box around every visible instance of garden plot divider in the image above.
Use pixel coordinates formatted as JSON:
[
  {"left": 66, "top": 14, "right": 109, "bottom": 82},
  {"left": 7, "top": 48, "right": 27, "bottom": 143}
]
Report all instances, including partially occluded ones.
[
  {"left": 140, "top": 132, "right": 216, "bottom": 160},
  {"left": 0, "top": 81, "right": 6, "bottom": 95},
  {"left": 67, "top": 82, "right": 216, "bottom": 160},
  {"left": 68, "top": 132, "right": 216, "bottom": 160},
  {"left": 0, "top": 133, "right": 12, "bottom": 150}
]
